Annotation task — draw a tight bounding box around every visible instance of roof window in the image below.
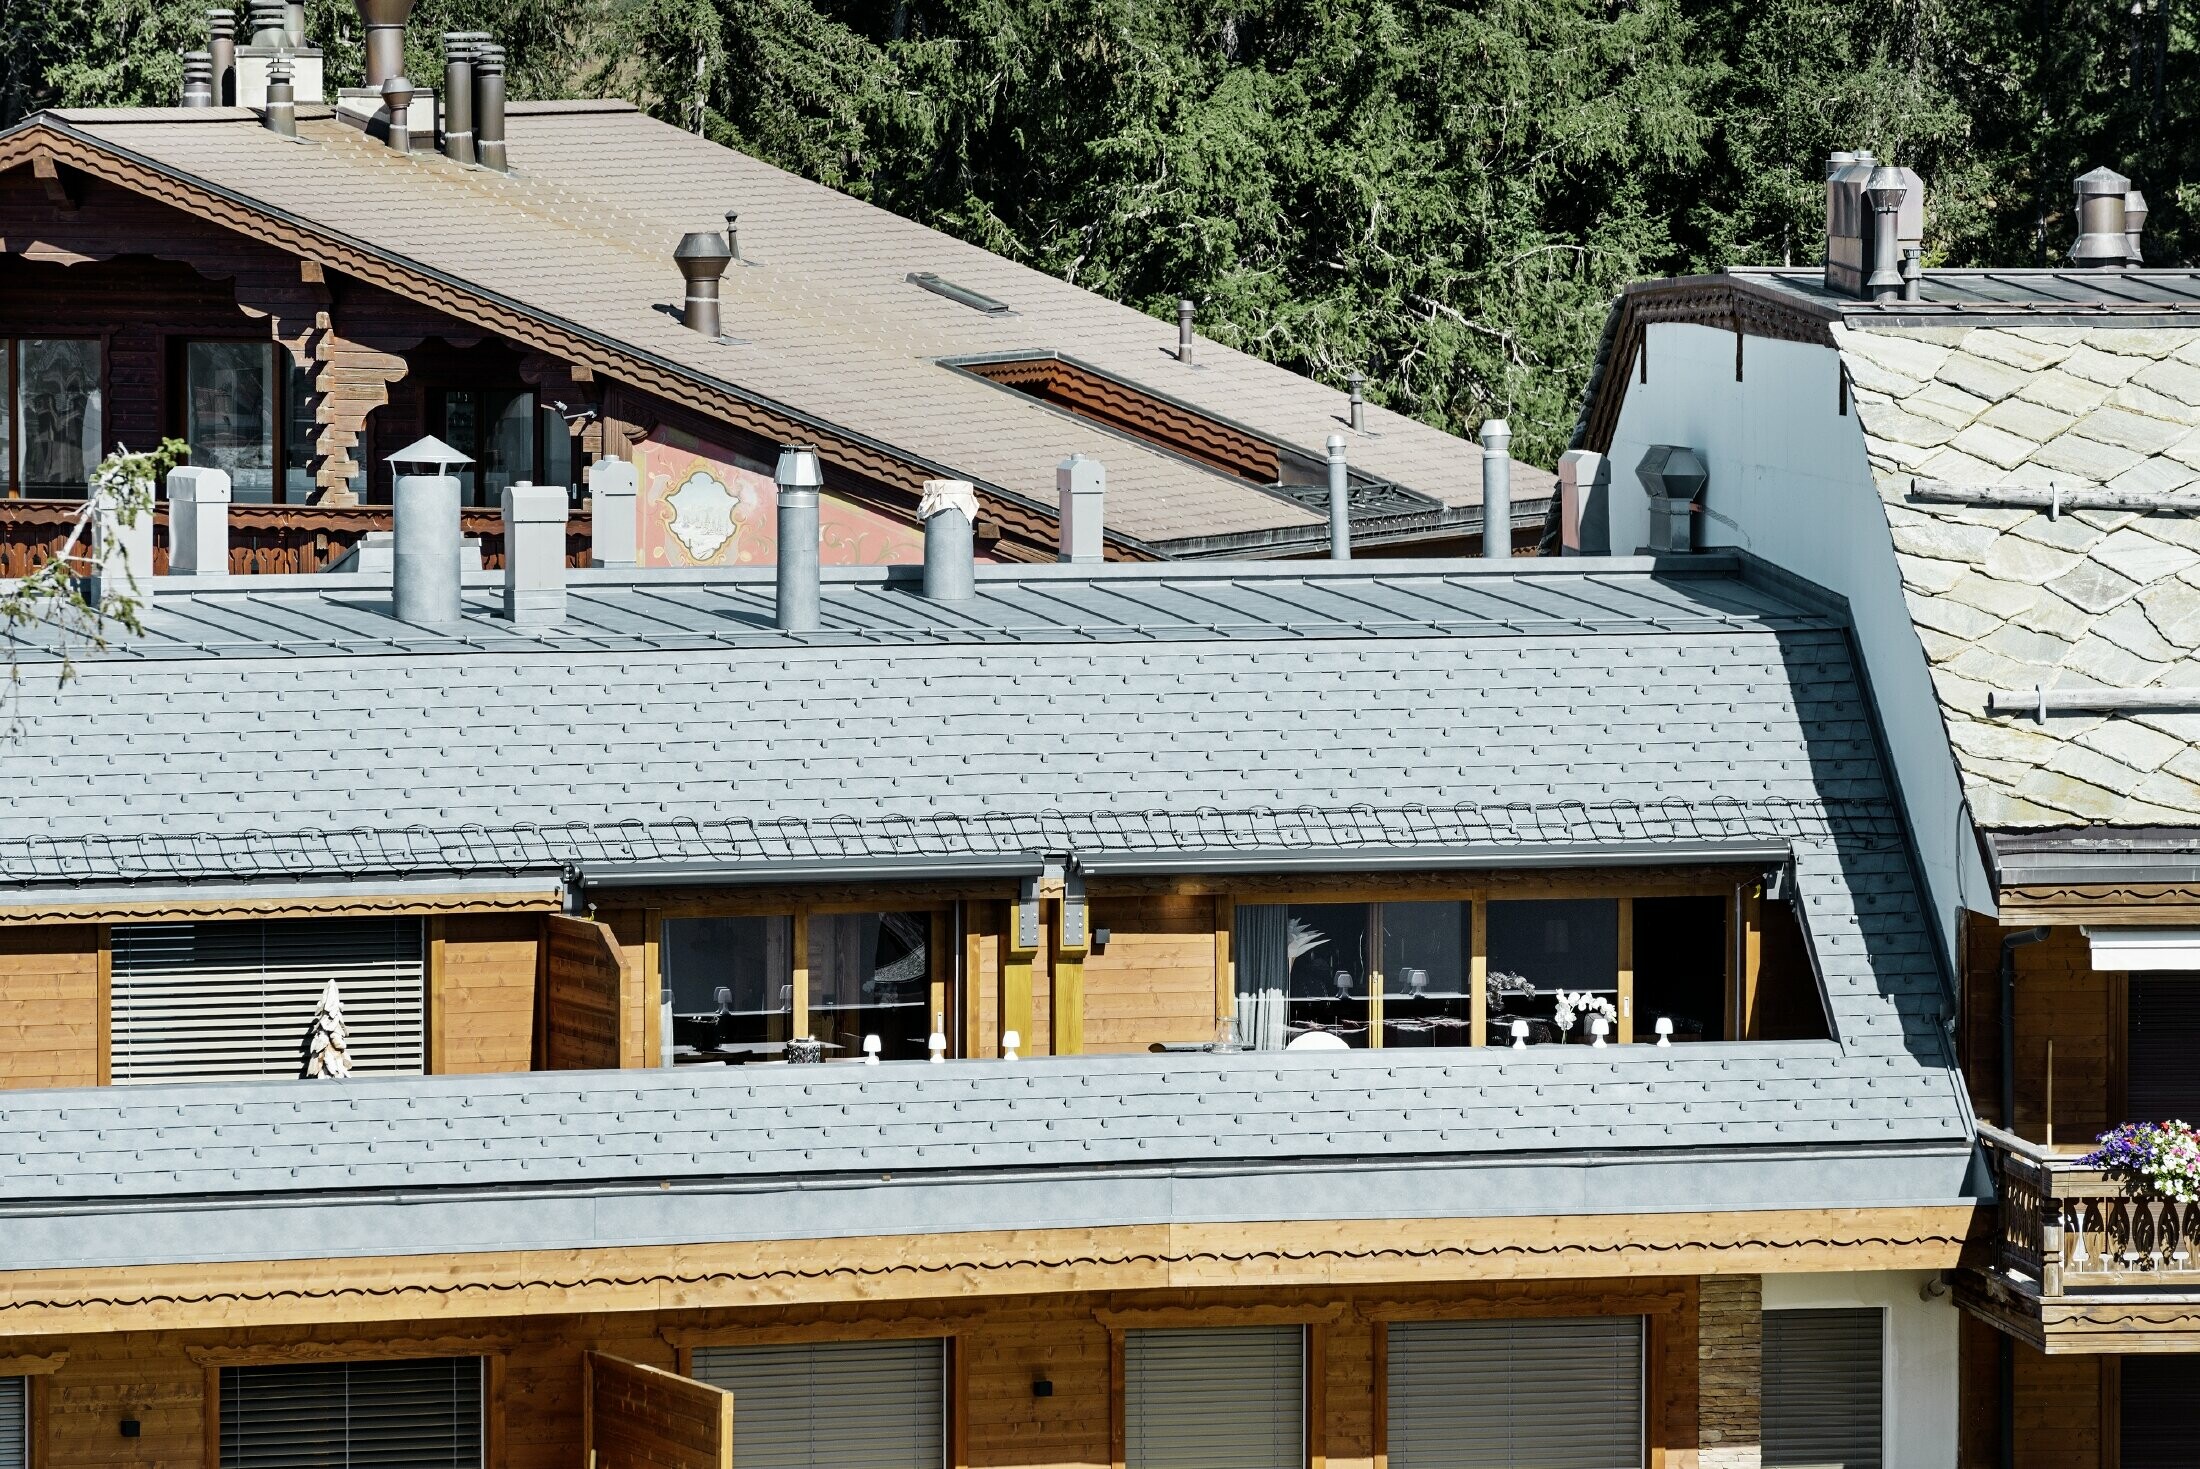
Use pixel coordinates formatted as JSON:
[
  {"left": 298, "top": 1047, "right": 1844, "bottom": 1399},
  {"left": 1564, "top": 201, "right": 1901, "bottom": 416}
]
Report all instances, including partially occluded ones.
[{"left": 907, "top": 273, "right": 1014, "bottom": 316}]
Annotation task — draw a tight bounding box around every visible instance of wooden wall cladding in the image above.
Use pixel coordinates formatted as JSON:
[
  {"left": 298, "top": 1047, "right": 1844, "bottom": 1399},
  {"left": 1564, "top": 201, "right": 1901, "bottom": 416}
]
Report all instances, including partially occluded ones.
[
  {"left": 542, "top": 916, "right": 630, "bottom": 1071},
  {"left": 1963, "top": 915, "right": 2113, "bottom": 1143},
  {"left": 435, "top": 914, "right": 541, "bottom": 1076},
  {"left": 1082, "top": 895, "right": 1220, "bottom": 1054},
  {"left": 0, "top": 923, "right": 99, "bottom": 1090},
  {"left": 585, "top": 1352, "right": 732, "bottom": 1469}
]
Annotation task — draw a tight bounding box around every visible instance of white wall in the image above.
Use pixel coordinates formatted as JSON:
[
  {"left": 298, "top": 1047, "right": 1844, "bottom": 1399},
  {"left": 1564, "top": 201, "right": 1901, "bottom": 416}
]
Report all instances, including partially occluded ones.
[
  {"left": 1762, "top": 1270, "right": 1960, "bottom": 1469},
  {"left": 1603, "top": 322, "right": 1995, "bottom": 961}
]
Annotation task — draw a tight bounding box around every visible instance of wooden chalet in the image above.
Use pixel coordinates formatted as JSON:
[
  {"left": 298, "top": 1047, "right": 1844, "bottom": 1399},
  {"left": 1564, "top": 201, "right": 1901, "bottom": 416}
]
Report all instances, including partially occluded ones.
[
  {"left": 1569, "top": 156, "right": 2200, "bottom": 1465},
  {"left": 0, "top": 433, "right": 1975, "bottom": 1469}
]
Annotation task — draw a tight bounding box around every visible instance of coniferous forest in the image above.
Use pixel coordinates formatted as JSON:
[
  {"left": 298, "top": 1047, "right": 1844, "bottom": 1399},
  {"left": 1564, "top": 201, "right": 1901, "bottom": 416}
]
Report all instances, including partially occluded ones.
[{"left": 5, "top": 0, "right": 2192, "bottom": 463}]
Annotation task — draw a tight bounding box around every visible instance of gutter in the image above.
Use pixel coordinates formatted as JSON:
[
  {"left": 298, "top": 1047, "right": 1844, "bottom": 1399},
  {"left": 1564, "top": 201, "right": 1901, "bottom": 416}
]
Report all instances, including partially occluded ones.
[
  {"left": 577, "top": 854, "right": 1049, "bottom": 889},
  {"left": 1156, "top": 497, "right": 1552, "bottom": 560},
  {"left": 1074, "top": 841, "right": 1791, "bottom": 876}
]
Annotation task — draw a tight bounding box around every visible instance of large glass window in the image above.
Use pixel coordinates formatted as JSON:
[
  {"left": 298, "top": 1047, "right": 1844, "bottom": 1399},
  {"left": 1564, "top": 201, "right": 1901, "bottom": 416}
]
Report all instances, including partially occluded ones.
[
  {"left": 1234, "top": 902, "right": 1372, "bottom": 1048},
  {"left": 661, "top": 910, "right": 935, "bottom": 1063},
  {"left": 810, "top": 911, "right": 932, "bottom": 1061},
  {"left": 13, "top": 338, "right": 102, "bottom": 497},
  {"left": 663, "top": 915, "right": 794, "bottom": 1061},
  {"left": 1487, "top": 898, "right": 1619, "bottom": 1045},
  {"left": 1381, "top": 902, "right": 1472, "bottom": 1048},
  {"left": 434, "top": 388, "right": 578, "bottom": 506},
  {"left": 186, "top": 341, "right": 276, "bottom": 502}
]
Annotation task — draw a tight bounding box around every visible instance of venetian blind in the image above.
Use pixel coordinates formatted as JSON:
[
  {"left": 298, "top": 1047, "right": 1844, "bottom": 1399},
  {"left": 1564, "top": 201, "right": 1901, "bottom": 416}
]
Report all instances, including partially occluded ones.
[
  {"left": 691, "top": 1339, "right": 944, "bottom": 1469},
  {"left": 111, "top": 918, "right": 425, "bottom": 1083},
  {"left": 1388, "top": 1316, "right": 1643, "bottom": 1469},
  {"left": 1124, "top": 1327, "right": 1303, "bottom": 1469},
  {"left": 0, "top": 1376, "right": 24, "bottom": 1469},
  {"left": 219, "top": 1356, "right": 481, "bottom": 1468},
  {"left": 1762, "top": 1308, "right": 1883, "bottom": 1469}
]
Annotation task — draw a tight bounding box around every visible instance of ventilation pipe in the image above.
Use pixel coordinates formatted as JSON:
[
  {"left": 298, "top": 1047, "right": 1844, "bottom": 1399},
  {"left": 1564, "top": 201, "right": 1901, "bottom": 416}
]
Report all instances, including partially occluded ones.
[
  {"left": 1864, "top": 166, "right": 1908, "bottom": 302},
  {"left": 263, "top": 55, "right": 296, "bottom": 136},
  {"left": 473, "top": 42, "right": 507, "bottom": 172},
  {"left": 356, "top": 0, "right": 416, "bottom": 88},
  {"left": 2125, "top": 190, "right": 2150, "bottom": 265},
  {"left": 920, "top": 479, "right": 977, "bottom": 601},
  {"left": 2072, "top": 167, "right": 2133, "bottom": 268},
  {"left": 1056, "top": 454, "right": 1104, "bottom": 564},
  {"left": 1325, "top": 435, "right": 1350, "bottom": 560},
  {"left": 501, "top": 482, "right": 567, "bottom": 625},
  {"left": 166, "top": 466, "right": 232, "bottom": 575},
  {"left": 181, "top": 51, "right": 216, "bottom": 107},
  {"left": 388, "top": 436, "right": 472, "bottom": 628},
  {"left": 380, "top": 74, "right": 414, "bottom": 151},
  {"left": 1637, "top": 444, "right": 1708, "bottom": 554},
  {"left": 1346, "top": 371, "right": 1366, "bottom": 434},
  {"left": 441, "top": 33, "right": 476, "bottom": 165},
  {"left": 1176, "top": 298, "right": 1196, "bottom": 364},
  {"left": 675, "top": 230, "right": 734, "bottom": 337},
  {"left": 283, "top": 0, "right": 304, "bottom": 45},
  {"left": 725, "top": 210, "right": 743, "bottom": 264},
  {"left": 207, "top": 10, "right": 236, "bottom": 104},
  {"left": 247, "top": 0, "right": 285, "bottom": 48},
  {"left": 1479, "top": 419, "right": 1512, "bottom": 560},
  {"left": 774, "top": 444, "right": 823, "bottom": 633},
  {"left": 585, "top": 457, "right": 638, "bottom": 567}
]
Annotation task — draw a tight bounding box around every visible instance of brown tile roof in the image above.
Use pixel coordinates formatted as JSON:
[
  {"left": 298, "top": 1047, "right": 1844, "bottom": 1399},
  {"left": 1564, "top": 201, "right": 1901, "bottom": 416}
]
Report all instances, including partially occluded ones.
[{"left": 29, "top": 101, "right": 1549, "bottom": 550}]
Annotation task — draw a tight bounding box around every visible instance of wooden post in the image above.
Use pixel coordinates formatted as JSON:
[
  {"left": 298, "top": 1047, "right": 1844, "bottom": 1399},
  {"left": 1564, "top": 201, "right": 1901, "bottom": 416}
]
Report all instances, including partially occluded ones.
[
  {"left": 791, "top": 908, "right": 810, "bottom": 1042},
  {"left": 427, "top": 916, "right": 448, "bottom": 1073},
  {"left": 1306, "top": 1322, "right": 1327, "bottom": 1469},
  {"left": 2046, "top": 1036, "right": 2056, "bottom": 1150},
  {"left": 1052, "top": 873, "right": 1088, "bottom": 1056},
  {"left": 1108, "top": 1328, "right": 1126, "bottom": 1469},
  {"left": 963, "top": 904, "right": 989, "bottom": 1059},
  {"left": 1003, "top": 880, "right": 1040, "bottom": 1052},
  {"left": 94, "top": 923, "right": 112, "bottom": 1086},
  {"left": 1739, "top": 884, "right": 1763, "bottom": 1040},
  {"left": 1469, "top": 900, "right": 1488, "bottom": 1047},
  {"left": 1617, "top": 897, "right": 1635, "bottom": 1045},
  {"left": 1214, "top": 894, "right": 1235, "bottom": 1036},
  {"left": 930, "top": 909, "right": 951, "bottom": 1059}
]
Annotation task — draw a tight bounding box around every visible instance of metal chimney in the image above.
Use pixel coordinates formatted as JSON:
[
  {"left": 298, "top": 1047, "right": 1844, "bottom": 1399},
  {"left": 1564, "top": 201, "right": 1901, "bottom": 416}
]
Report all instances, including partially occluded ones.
[
  {"left": 1347, "top": 371, "right": 1366, "bottom": 434},
  {"left": 2125, "top": 190, "right": 2150, "bottom": 265},
  {"left": 585, "top": 457, "right": 638, "bottom": 567},
  {"left": 247, "top": 0, "right": 286, "bottom": 47},
  {"left": 166, "top": 466, "right": 233, "bottom": 574},
  {"left": 1556, "top": 448, "right": 1609, "bottom": 556},
  {"left": 920, "top": 479, "right": 978, "bottom": 601},
  {"left": 675, "top": 230, "right": 734, "bottom": 336},
  {"left": 387, "top": 436, "right": 472, "bottom": 628},
  {"left": 1479, "top": 419, "right": 1512, "bottom": 560},
  {"left": 2072, "top": 167, "right": 2133, "bottom": 268},
  {"left": 774, "top": 445, "right": 823, "bottom": 633},
  {"left": 725, "top": 210, "right": 743, "bottom": 264},
  {"left": 355, "top": 0, "right": 417, "bottom": 88},
  {"left": 181, "top": 51, "right": 216, "bottom": 107},
  {"left": 501, "top": 482, "right": 567, "bottom": 624},
  {"left": 1056, "top": 454, "right": 1104, "bottom": 563},
  {"left": 208, "top": 10, "right": 236, "bottom": 104},
  {"left": 1864, "top": 167, "right": 1908, "bottom": 302},
  {"left": 473, "top": 42, "right": 508, "bottom": 171},
  {"left": 89, "top": 481, "right": 155, "bottom": 610},
  {"left": 1637, "top": 444, "right": 1708, "bottom": 553},
  {"left": 263, "top": 55, "right": 296, "bottom": 136},
  {"left": 441, "top": 33, "right": 476, "bottom": 165},
  {"left": 381, "top": 74, "right": 415, "bottom": 151},
  {"left": 1324, "top": 434, "right": 1350, "bottom": 560},
  {"left": 1176, "top": 298, "right": 1196, "bottom": 364}
]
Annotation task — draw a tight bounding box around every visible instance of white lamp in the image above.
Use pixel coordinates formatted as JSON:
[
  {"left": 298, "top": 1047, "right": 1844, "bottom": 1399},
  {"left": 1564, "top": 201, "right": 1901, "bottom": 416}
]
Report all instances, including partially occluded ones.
[
  {"left": 1654, "top": 1016, "right": 1674, "bottom": 1047},
  {"left": 862, "top": 1034, "right": 882, "bottom": 1065},
  {"left": 1589, "top": 1015, "right": 1609, "bottom": 1048},
  {"left": 1001, "top": 1030, "right": 1021, "bottom": 1060},
  {"left": 928, "top": 1011, "right": 948, "bottom": 1063},
  {"left": 1509, "top": 1018, "right": 1529, "bottom": 1049}
]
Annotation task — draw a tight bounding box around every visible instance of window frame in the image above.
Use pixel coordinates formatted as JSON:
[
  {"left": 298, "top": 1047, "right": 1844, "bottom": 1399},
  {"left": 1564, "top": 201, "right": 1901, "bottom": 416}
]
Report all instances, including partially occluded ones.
[
  {"left": 166, "top": 335, "right": 320, "bottom": 504},
  {"left": 675, "top": 1329, "right": 952, "bottom": 1469},
  {"left": 204, "top": 1347, "right": 498, "bottom": 1469},
  {"left": 4, "top": 334, "right": 108, "bottom": 500}
]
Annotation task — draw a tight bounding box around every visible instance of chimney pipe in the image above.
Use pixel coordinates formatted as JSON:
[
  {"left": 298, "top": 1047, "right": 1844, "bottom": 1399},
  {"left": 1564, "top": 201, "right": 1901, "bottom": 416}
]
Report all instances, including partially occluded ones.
[
  {"left": 1176, "top": 298, "right": 1196, "bottom": 364},
  {"left": 166, "top": 466, "right": 233, "bottom": 574},
  {"left": 920, "top": 479, "right": 978, "bottom": 601},
  {"left": 207, "top": 10, "right": 236, "bottom": 104},
  {"left": 441, "top": 33, "right": 476, "bottom": 165},
  {"left": 473, "top": 42, "right": 508, "bottom": 172},
  {"left": 725, "top": 210, "right": 743, "bottom": 264},
  {"left": 1324, "top": 434, "right": 1350, "bottom": 560},
  {"left": 501, "top": 482, "right": 567, "bottom": 624},
  {"left": 1056, "top": 454, "right": 1104, "bottom": 563},
  {"left": 387, "top": 436, "right": 472, "bottom": 628},
  {"left": 89, "top": 481, "right": 155, "bottom": 610},
  {"left": 181, "top": 51, "right": 216, "bottom": 107},
  {"left": 356, "top": 0, "right": 416, "bottom": 88},
  {"left": 380, "top": 74, "right": 415, "bottom": 151},
  {"left": 283, "top": 0, "right": 304, "bottom": 46},
  {"left": 247, "top": 0, "right": 285, "bottom": 48},
  {"left": 1347, "top": 371, "right": 1366, "bottom": 433},
  {"left": 1479, "top": 419, "right": 1512, "bottom": 561},
  {"left": 774, "top": 445, "right": 823, "bottom": 633},
  {"left": 1864, "top": 166, "right": 1908, "bottom": 302},
  {"left": 2072, "top": 166, "right": 2133, "bottom": 268},
  {"left": 585, "top": 457, "right": 638, "bottom": 567},
  {"left": 1556, "top": 449, "right": 1609, "bottom": 556},
  {"left": 2125, "top": 190, "right": 2150, "bottom": 265},
  {"left": 263, "top": 54, "right": 296, "bottom": 135},
  {"left": 675, "top": 230, "right": 734, "bottom": 336}
]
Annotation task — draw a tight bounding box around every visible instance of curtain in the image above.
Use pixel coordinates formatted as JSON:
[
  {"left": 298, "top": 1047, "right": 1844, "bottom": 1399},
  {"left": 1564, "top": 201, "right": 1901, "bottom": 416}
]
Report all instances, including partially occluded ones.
[{"left": 1233, "top": 906, "right": 1289, "bottom": 1051}]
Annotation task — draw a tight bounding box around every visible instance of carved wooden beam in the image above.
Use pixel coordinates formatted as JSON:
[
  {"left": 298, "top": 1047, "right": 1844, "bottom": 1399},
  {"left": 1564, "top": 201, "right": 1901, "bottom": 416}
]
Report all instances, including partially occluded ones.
[{"left": 29, "top": 151, "right": 79, "bottom": 210}]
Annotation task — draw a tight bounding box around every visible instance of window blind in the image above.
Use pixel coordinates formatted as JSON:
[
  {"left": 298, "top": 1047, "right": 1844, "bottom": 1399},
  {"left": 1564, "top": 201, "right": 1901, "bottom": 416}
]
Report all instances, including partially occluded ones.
[
  {"left": 2128, "top": 975, "right": 2200, "bottom": 1121},
  {"left": 0, "top": 1376, "right": 24, "bottom": 1469},
  {"left": 2122, "top": 1354, "right": 2186, "bottom": 1469},
  {"left": 1388, "top": 1316, "right": 1643, "bottom": 1469},
  {"left": 1763, "top": 1309, "right": 1883, "bottom": 1469},
  {"left": 1124, "top": 1326, "right": 1303, "bottom": 1469},
  {"left": 220, "top": 1356, "right": 481, "bottom": 1468},
  {"left": 691, "top": 1339, "right": 943, "bottom": 1469},
  {"left": 111, "top": 918, "right": 425, "bottom": 1083}
]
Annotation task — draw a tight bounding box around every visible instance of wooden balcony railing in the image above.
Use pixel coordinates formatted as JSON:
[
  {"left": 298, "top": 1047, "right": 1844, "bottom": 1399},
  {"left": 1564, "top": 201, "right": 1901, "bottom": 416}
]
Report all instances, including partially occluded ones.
[
  {"left": 0, "top": 499, "right": 594, "bottom": 578},
  {"left": 1979, "top": 1121, "right": 2200, "bottom": 1296}
]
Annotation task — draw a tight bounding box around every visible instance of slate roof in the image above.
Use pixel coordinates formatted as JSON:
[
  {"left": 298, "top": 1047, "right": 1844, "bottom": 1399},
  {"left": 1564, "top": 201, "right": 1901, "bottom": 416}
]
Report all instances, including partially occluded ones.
[
  {"left": 14, "top": 103, "right": 1553, "bottom": 552},
  {"left": 1840, "top": 321, "right": 2200, "bottom": 829},
  {"left": 1739, "top": 266, "right": 2200, "bottom": 321}
]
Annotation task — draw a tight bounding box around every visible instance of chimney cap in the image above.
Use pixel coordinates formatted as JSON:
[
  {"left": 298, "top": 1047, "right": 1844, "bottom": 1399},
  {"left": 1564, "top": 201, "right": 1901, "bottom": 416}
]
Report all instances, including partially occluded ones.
[
  {"left": 774, "top": 444, "right": 823, "bottom": 490},
  {"left": 2076, "top": 165, "right": 2133, "bottom": 197},
  {"left": 1636, "top": 443, "right": 1708, "bottom": 501},
  {"left": 1863, "top": 165, "right": 1908, "bottom": 209},
  {"left": 387, "top": 435, "right": 473, "bottom": 473},
  {"left": 674, "top": 230, "right": 734, "bottom": 279}
]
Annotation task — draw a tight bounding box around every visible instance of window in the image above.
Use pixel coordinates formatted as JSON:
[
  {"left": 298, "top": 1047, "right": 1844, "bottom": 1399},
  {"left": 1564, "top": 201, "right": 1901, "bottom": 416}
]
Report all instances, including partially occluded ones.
[
  {"left": 2127, "top": 976, "right": 2200, "bottom": 1121},
  {"left": 691, "top": 1339, "right": 944, "bottom": 1469},
  {"left": 1387, "top": 1317, "right": 1643, "bottom": 1469},
  {"left": 0, "top": 1376, "right": 23, "bottom": 1469},
  {"left": 1763, "top": 1309, "right": 1883, "bottom": 1469},
  {"left": 220, "top": 1357, "right": 481, "bottom": 1468},
  {"left": 109, "top": 918, "right": 425, "bottom": 1083},
  {"left": 1488, "top": 898, "right": 1619, "bottom": 1044},
  {"left": 1124, "top": 1327, "right": 1302, "bottom": 1469},
  {"left": 431, "top": 389, "right": 576, "bottom": 507},
  {"left": 4, "top": 338, "right": 102, "bottom": 498},
  {"left": 661, "top": 910, "right": 936, "bottom": 1063},
  {"left": 2122, "top": 1355, "right": 2186, "bottom": 1469},
  {"left": 176, "top": 341, "right": 318, "bottom": 503}
]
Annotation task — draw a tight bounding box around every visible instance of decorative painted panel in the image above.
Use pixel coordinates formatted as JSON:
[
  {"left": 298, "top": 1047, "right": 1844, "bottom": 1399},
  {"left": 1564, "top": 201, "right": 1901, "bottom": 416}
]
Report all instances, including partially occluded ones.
[{"left": 634, "top": 427, "right": 923, "bottom": 567}]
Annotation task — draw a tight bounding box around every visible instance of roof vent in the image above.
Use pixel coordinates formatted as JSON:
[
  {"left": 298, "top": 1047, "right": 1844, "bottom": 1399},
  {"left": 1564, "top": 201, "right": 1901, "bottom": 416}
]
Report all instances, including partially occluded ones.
[
  {"left": 180, "top": 51, "right": 216, "bottom": 107},
  {"left": 1056, "top": 454, "right": 1104, "bottom": 563},
  {"left": 380, "top": 74, "right": 415, "bottom": 151},
  {"left": 473, "top": 42, "right": 507, "bottom": 171},
  {"left": 1824, "top": 150, "right": 1922, "bottom": 298},
  {"left": 355, "top": 0, "right": 414, "bottom": 87},
  {"left": 1637, "top": 445, "right": 1707, "bottom": 553},
  {"left": 166, "top": 466, "right": 233, "bottom": 574},
  {"left": 908, "top": 272, "right": 1011, "bottom": 316},
  {"left": 387, "top": 435, "right": 472, "bottom": 629},
  {"left": 675, "top": 230, "right": 734, "bottom": 337},
  {"left": 440, "top": 33, "right": 476, "bottom": 165},
  {"left": 1324, "top": 435, "right": 1350, "bottom": 560},
  {"left": 1557, "top": 449, "right": 1610, "bottom": 556},
  {"left": 2073, "top": 166, "right": 2135, "bottom": 268},
  {"left": 920, "top": 479, "right": 978, "bottom": 601},
  {"left": 501, "top": 482, "right": 567, "bottom": 625},
  {"left": 2126, "top": 190, "right": 2151, "bottom": 265},
  {"left": 207, "top": 10, "right": 237, "bottom": 104},
  {"left": 1480, "top": 419, "right": 1512, "bottom": 560},
  {"left": 585, "top": 457, "right": 638, "bottom": 567},
  {"left": 263, "top": 55, "right": 297, "bottom": 136},
  {"left": 1176, "top": 298, "right": 1197, "bottom": 364},
  {"left": 774, "top": 445, "right": 823, "bottom": 633}
]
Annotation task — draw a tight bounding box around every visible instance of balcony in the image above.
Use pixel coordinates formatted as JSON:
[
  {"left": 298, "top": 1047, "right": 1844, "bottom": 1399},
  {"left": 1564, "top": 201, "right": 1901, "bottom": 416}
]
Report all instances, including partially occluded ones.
[{"left": 1963, "top": 1122, "right": 2200, "bottom": 1351}]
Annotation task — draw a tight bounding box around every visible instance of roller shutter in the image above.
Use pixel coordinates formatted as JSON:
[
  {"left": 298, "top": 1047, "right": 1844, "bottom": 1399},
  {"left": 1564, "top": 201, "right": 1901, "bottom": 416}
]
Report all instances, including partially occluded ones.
[
  {"left": 691, "top": 1339, "right": 943, "bottom": 1469},
  {"left": 219, "top": 1356, "right": 481, "bottom": 1468},
  {"left": 2128, "top": 975, "right": 2200, "bottom": 1121},
  {"left": 1124, "top": 1327, "right": 1303, "bottom": 1469},
  {"left": 1388, "top": 1316, "right": 1643, "bottom": 1469},
  {"left": 1762, "top": 1309, "right": 1883, "bottom": 1469},
  {"left": 2121, "top": 1354, "right": 2184, "bottom": 1469},
  {"left": 0, "top": 1377, "right": 24, "bottom": 1469},
  {"left": 111, "top": 918, "right": 425, "bottom": 1083}
]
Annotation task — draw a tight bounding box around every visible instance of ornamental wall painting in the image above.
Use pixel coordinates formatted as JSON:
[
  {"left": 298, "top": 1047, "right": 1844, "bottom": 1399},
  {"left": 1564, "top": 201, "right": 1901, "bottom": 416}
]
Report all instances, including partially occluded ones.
[{"left": 634, "top": 427, "right": 926, "bottom": 568}]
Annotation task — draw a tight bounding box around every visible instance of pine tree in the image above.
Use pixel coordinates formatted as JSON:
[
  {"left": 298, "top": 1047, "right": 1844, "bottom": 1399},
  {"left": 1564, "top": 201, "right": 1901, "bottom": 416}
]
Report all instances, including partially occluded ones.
[{"left": 302, "top": 978, "right": 352, "bottom": 1080}]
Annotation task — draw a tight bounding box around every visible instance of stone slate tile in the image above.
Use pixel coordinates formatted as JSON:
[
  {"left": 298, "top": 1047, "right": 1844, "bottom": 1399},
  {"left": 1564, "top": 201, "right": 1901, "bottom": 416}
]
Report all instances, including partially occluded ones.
[
  {"left": 1962, "top": 331, "right": 2076, "bottom": 372},
  {"left": 1936, "top": 351, "right": 2031, "bottom": 403},
  {"left": 2091, "top": 527, "right": 2200, "bottom": 584},
  {"left": 2059, "top": 344, "right": 2152, "bottom": 387},
  {"left": 2029, "top": 432, "right": 2146, "bottom": 481},
  {"left": 2016, "top": 369, "right": 2118, "bottom": 416},
  {"left": 2073, "top": 406, "right": 2194, "bottom": 455}
]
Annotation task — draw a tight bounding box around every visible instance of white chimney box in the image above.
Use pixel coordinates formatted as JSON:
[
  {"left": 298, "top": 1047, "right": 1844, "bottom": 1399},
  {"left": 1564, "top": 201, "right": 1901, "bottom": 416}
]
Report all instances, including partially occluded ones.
[
  {"left": 166, "top": 465, "right": 233, "bottom": 575},
  {"left": 586, "top": 458, "right": 639, "bottom": 568},
  {"left": 501, "top": 482, "right": 567, "bottom": 625},
  {"left": 1056, "top": 454, "right": 1104, "bottom": 564}
]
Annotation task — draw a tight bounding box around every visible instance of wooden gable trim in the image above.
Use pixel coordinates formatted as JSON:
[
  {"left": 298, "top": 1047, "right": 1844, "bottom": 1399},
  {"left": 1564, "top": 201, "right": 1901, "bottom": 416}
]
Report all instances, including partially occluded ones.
[
  {"left": 0, "top": 888, "right": 563, "bottom": 926},
  {"left": 1997, "top": 883, "right": 2200, "bottom": 924}
]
